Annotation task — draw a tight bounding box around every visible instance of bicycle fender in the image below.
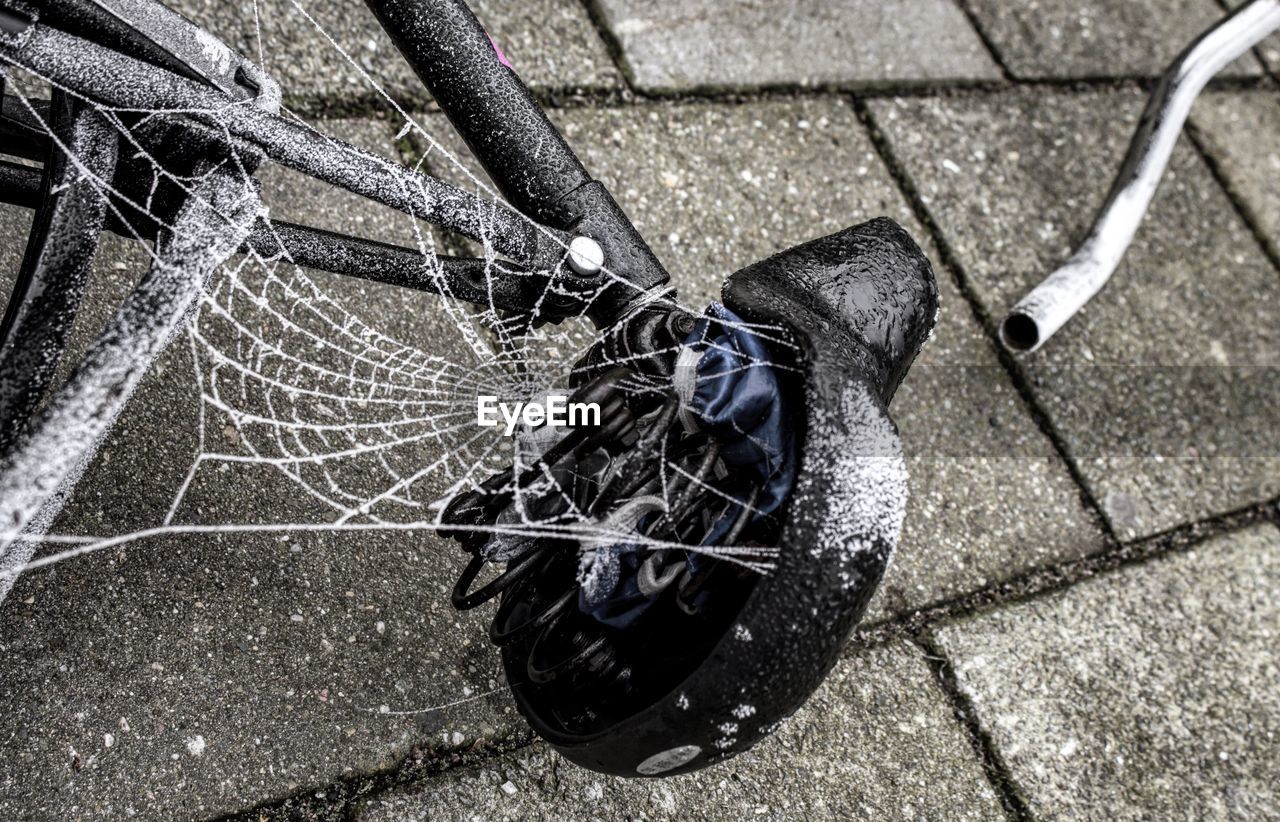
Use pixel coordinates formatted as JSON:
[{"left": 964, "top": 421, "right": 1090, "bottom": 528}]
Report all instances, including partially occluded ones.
[{"left": 518, "top": 217, "right": 938, "bottom": 776}]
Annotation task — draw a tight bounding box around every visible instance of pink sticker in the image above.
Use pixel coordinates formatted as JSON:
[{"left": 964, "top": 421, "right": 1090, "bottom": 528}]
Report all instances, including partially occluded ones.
[{"left": 487, "top": 34, "right": 513, "bottom": 69}]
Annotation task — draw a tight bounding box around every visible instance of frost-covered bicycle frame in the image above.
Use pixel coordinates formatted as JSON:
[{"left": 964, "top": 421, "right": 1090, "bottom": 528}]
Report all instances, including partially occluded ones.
[
  {"left": 3, "top": 0, "right": 1268, "bottom": 781},
  {"left": 0, "top": 0, "right": 679, "bottom": 573},
  {"left": 0, "top": 0, "right": 942, "bottom": 777},
  {"left": 0, "top": 0, "right": 668, "bottom": 476}
]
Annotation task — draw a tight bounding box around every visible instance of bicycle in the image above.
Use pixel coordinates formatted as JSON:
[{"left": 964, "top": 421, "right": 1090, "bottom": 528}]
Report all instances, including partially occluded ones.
[
  {"left": 2, "top": 0, "right": 1271, "bottom": 781},
  {"left": 0, "top": 0, "right": 937, "bottom": 777}
]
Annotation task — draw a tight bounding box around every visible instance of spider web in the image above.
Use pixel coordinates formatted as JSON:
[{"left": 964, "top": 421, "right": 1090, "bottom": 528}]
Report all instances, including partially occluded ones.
[{"left": 0, "top": 0, "right": 798, "bottom": 612}]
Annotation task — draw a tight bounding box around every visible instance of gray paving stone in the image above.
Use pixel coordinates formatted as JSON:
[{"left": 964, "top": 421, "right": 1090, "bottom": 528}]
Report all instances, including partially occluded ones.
[
  {"left": 0, "top": 532, "right": 515, "bottom": 819},
  {"left": 170, "top": 0, "right": 621, "bottom": 103},
  {"left": 1227, "top": 0, "right": 1280, "bottom": 73},
  {"left": 553, "top": 101, "right": 922, "bottom": 306},
  {"left": 592, "top": 0, "right": 1001, "bottom": 93},
  {"left": 1191, "top": 91, "right": 1280, "bottom": 257},
  {"left": 885, "top": 356, "right": 1107, "bottom": 620},
  {"left": 867, "top": 89, "right": 1280, "bottom": 540},
  {"left": 356, "top": 641, "right": 1003, "bottom": 821},
  {"left": 257, "top": 118, "right": 423, "bottom": 245},
  {"left": 543, "top": 100, "right": 1104, "bottom": 620},
  {"left": 0, "top": 120, "right": 520, "bottom": 819},
  {"left": 966, "top": 0, "right": 1263, "bottom": 79},
  {"left": 934, "top": 523, "right": 1280, "bottom": 818}
]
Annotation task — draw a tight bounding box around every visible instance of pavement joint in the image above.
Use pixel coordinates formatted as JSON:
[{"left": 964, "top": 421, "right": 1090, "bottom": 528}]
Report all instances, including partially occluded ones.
[
  {"left": 911, "top": 631, "right": 1033, "bottom": 821},
  {"left": 276, "top": 73, "right": 1276, "bottom": 122},
  {"left": 952, "top": 0, "right": 1018, "bottom": 82},
  {"left": 578, "top": 0, "right": 640, "bottom": 95},
  {"left": 220, "top": 730, "right": 539, "bottom": 822},
  {"left": 1186, "top": 123, "right": 1280, "bottom": 276},
  {"left": 933, "top": 521, "right": 1280, "bottom": 815},
  {"left": 854, "top": 495, "right": 1280, "bottom": 648},
  {"left": 851, "top": 95, "right": 1120, "bottom": 546}
]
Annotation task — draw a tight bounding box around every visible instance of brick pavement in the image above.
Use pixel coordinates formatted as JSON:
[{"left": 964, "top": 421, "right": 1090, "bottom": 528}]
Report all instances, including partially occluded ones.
[{"left": 0, "top": 1, "right": 1277, "bottom": 818}]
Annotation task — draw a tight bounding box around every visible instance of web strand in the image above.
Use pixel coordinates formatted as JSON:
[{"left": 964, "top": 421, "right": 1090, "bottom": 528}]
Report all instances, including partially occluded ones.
[{"left": 0, "top": 5, "right": 800, "bottom": 615}]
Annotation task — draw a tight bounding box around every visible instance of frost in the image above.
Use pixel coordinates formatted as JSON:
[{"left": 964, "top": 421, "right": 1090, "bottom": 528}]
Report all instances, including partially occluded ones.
[
  {"left": 185, "top": 735, "right": 206, "bottom": 757},
  {"left": 799, "top": 381, "right": 908, "bottom": 586},
  {"left": 195, "top": 29, "right": 234, "bottom": 76}
]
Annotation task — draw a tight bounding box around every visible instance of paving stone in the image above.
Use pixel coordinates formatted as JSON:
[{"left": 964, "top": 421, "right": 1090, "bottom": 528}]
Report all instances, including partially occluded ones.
[
  {"left": 257, "top": 118, "right": 423, "bottom": 245},
  {"left": 1227, "top": 0, "right": 1280, "bottom": 73},
  {"left": 0, "top": 209, "right": 30, "bottom": 312},
  {"left": 0, "top": 119, "right": 520, "bottom": 819},
  {"left": 542, "top": 100, "right": 1103, "bottom": 620},
  {"left": 867, "top": 89, "right": 1280, "bottom": 539},
  {"left": 934, "top": 523, "right": 1280, "bottom": 818},
  {"left": 553, "top": 101, "right": 923, "bottom": 306},
  {"left": 0, "top": 531, "right": 516, "bottom": 819},
  {"left": 170, "top": 0, "right": 621, "bottom": 103},
  {"left": 592, "top": 0, "right": 1001, "bottom": 93},
  {"left": 885, "top": 356, "right": 1107, "bottom": 621},
  {"left": 357, "top": 640, "right": 1003, "bottom": 820},
  {"left": 1191, "top": 91, "right": 1280, "bottom": 258},
  {"left": 966, "top": 0, "right": 1263, "bottom": 79}
]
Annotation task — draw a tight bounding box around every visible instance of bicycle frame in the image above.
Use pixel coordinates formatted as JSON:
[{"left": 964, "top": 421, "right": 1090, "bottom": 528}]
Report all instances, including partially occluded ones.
[
  {"left": 0, "top": 0, "right": 671, "bottom": 558},
  {"left": 0, "top": 0, "right": 944, "bottom": 779}
]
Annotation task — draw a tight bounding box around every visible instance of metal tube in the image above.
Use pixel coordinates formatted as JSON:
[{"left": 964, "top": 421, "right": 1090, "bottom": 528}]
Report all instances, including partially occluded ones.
[
  {"left": 1000, "top": 0, "right": 1280, "bottom": 353},
  {"left": 0, "top": 161, "right": 534, "bottom": 313},
  {"left": 0, "top": 20, "right": 560, "bottom": 266},
  {"left": 251, "top": 222, "right": 531, "bottom": 313},
  {"left": 362, "top": 0, "right": 673, "bottom": 324},
  {"left": 0, "top": 165, "right": 258, "bottom": 556},
  {"left": 364, "top": 0, "right": 591, "bottom": 227},
  {"left": 0, "top": 96, "right": 116, "bottom": 455}
]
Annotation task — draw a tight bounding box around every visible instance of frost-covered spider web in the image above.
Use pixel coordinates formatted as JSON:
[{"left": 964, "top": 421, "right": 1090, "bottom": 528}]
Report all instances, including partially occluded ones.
[{"left": 0, "top": 0, "right": 809, "bottom": 615}]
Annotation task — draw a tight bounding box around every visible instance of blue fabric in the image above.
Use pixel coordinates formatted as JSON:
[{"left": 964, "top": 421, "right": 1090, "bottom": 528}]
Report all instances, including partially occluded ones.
[
  {"left": 580, "top": 304, "right": 796, "bottom": 628},
  {"left": 686, "top": 303, "right": 795, "bottom": 539}
]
